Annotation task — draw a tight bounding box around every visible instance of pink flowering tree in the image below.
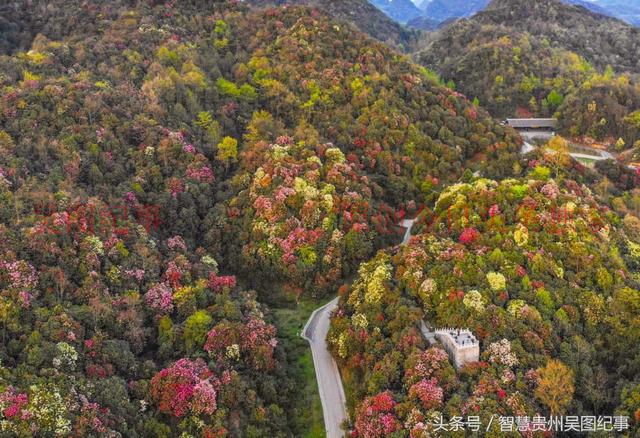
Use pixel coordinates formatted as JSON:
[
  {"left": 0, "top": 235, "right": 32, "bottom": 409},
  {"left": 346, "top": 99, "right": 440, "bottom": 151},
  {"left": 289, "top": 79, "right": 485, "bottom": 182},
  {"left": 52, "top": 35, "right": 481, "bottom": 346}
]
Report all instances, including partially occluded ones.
[
  {"left": 0, "top": 387, "right": 28, "bottom": 420},
  {"left": 186, "top": 164, "right": 215, "bottom": 183},
  {"left": 167, "top": 235, "right": 187, "bottom": 252},
  {"left": 404, "top": 347, "right": 456, "bottom": 390},
  {"left": 0, "top": 259, "right": 38, "bottom": 313},
  {"left": 408, "top": 378, "right": 444, "bottom": 410},
  {"left": 0, "top": 260, "right": 38, "bottom": 290},
  {"left": 150, "top": 358, "right": 218, "bottom": 418},
  {"left": 144, "top": 283, "right": 174, "bottom": 314},
  {"left": 73, "top": 396, "right": 114, "bottom": 436}
]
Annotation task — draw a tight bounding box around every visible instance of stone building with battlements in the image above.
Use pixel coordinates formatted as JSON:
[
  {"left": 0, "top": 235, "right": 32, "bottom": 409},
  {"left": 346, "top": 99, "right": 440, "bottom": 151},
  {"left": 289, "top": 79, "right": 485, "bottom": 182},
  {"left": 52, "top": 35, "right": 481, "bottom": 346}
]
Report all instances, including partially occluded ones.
[{"left": 434, "top": 328, "right": 480, "bottom": 369}]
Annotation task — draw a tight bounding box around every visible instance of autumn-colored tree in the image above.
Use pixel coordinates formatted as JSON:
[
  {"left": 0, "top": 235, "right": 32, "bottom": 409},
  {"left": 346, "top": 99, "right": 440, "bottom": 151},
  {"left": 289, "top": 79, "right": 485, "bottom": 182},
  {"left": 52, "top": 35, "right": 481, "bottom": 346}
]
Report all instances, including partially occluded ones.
[
  {"left": 183, "top": 310, "right": 213, "bottom": 354},
  {"left": 216, "top": 136, "right": 238, "bottom": 162},
  {"left": 535, "top": 359, "right": 575, "bottom": 415},
  {"left": 545, "top": 136, "right": 571, "bottom": 177},
  {"left": 194, "top": 111, "right": 221, "bottom": 145}
]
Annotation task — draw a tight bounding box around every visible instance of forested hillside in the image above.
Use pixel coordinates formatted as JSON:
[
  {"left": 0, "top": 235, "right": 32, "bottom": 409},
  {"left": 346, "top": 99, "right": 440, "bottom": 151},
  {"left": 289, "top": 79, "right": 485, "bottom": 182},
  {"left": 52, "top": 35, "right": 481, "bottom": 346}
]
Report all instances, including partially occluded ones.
[
  {"left": 478, "top": 0, "right": 640, "bottom": 72},
  {"left": 417, "top": 0, "right": 640, "bottom": 147},
  {"left": 0, "top": 0, "right": 521, "bottom": 436},
  {"left": 330, "top": 154, "right": 640, "bottom": 435},
  {"left": 0, "top": 0, "right": 142, "bottom": 56}
]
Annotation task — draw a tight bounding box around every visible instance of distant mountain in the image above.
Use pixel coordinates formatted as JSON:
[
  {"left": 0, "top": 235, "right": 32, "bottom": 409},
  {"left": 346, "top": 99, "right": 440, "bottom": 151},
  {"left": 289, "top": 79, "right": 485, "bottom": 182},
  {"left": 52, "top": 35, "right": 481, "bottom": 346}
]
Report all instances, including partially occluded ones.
[
  {"left": 410, "top": 0, "right": 638, "bottom": 27},
  {"left": 419, "top": 0, "right": 640, "bottom": 74},
  {"left": 594, "top": 0, "right": 640, "bottom": 26},
  {"left": 369, "top": 0, "right": 423, "bottom": 23},
  {"left": 421, "top": 0, "right": 489, "bottom": 22},
  {"left": 406, "top": 15, "right": 440, "bottom": 30},
  {"left": 566, "top": 0, "right": 611, "bottom": 15}
]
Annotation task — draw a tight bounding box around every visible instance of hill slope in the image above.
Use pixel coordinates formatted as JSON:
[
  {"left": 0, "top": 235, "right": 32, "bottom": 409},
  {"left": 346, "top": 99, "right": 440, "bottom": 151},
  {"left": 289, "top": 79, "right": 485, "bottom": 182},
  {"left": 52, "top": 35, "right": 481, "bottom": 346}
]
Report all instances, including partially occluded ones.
[
  {"left": 0, "top": 0, "right": 136, "bottom": 55},
  {"left": 248, "top": 0, "right": 418, "bottom": 50},
  {"left": 416, "top": 0, "right": 640, "bottom": 145},
  {"left": 0, "top": 1, "right": 520, "bottom": 435},
  {"left": 330, "top": 162, "right": 640, "bottom": 435},
  {"left": 479, "top": 0, "right": 640, "bottom": 72}
]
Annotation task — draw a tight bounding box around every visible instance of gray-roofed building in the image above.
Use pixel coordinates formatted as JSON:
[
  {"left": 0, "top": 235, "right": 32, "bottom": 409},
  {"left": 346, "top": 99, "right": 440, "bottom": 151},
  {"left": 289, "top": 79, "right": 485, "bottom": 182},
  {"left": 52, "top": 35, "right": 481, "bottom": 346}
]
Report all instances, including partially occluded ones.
[
  {"left": 506, "top": 118, "right": 557, "bottom": 130},
  {"left": 434, "top": 328, "right": 480, "bottom": 369}
]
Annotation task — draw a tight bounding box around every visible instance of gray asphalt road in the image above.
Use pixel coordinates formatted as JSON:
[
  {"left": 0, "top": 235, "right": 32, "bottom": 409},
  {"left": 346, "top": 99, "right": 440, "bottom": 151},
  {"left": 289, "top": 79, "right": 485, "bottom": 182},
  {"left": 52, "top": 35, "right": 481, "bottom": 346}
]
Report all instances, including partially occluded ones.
[
  {"left": 302, "top": 297, "right": 347, "bottom": 438},
  {"left": 302, "top": 220, "right": 417, "bottom": 437},
  {"left": 400, "top": 218, "right": 416, "bottom": 244}
]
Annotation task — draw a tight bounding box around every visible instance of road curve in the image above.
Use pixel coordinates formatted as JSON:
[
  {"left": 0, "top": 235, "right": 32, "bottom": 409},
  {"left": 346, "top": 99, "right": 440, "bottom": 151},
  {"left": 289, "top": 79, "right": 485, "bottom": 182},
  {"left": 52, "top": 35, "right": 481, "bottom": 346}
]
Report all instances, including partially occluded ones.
[
  {"left": 400, "top": 218, "right": 416, "bottom": 245},
  {"left": 302, "top": 220, "right": 417, "bottom": 437},
  {"left": 301, "top": 297, "right": 348, "bottom": 438}
]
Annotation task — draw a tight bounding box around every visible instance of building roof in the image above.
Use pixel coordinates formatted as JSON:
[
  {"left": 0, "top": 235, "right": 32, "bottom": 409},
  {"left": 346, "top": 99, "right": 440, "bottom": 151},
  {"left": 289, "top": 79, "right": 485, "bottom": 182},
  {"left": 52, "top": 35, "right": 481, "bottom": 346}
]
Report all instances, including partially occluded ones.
[
  {"left": 506, "top": 118, "right": 557, "bottom": 129},
  {"left": 436, "top": 328, "right": 479, "bottom": 347}
]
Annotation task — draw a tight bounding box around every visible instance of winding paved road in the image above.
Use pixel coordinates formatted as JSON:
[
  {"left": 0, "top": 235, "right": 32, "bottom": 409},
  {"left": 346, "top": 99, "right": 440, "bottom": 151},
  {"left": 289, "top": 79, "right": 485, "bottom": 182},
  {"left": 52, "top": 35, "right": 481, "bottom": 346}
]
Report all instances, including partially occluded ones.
[
  {"left": 302, "top": 219, "right": 417, "bottom": 437},
  {"left": 301, "top": 297, "right": 347, "bottom": 438},
  {"left": 521, "top": 141, "right": 535, "bottom": 154},
  {"left": 518, "top": 130, "right": 615, "bottom": 162}
]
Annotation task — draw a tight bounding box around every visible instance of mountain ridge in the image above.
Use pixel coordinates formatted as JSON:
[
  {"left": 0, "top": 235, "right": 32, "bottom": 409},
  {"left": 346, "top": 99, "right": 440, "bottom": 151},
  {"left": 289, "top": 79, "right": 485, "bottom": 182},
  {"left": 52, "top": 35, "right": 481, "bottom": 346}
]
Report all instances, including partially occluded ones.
[
  {"left": 378, "top": 0, "right": 639, "bottom": 28},
  {"left": 472, "top": 0, "right": 640, "bottom": 72},
  {"left": 415, "top": 0, "right": 640, "bottom": 145},
  {"left": 247, "top": 0, "right": 418, "bottom": 50}
]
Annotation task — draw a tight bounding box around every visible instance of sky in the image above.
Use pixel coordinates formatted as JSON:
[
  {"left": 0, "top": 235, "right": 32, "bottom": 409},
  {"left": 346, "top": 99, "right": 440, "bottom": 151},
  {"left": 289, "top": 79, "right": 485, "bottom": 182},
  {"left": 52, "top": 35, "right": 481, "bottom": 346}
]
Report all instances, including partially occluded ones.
[{"left": 412, "top": 0, "right": 640, "bottom": 5}]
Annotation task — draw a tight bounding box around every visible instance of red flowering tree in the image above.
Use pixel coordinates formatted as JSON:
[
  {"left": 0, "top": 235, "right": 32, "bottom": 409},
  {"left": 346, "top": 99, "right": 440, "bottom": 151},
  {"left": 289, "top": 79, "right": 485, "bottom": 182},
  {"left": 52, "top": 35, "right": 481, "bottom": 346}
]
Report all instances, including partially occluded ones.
[
  {"left": 208, "top": 273, "right": 236, "bottom": 293},
  {"left": 459, "top": 227, "right": 480, "bottom": 245},
  {"left": 353, "top": 391, "right": 401, "bottom": 438},
  {"left": 0, "top": 387, "right": 28, "bottom": 419}
]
